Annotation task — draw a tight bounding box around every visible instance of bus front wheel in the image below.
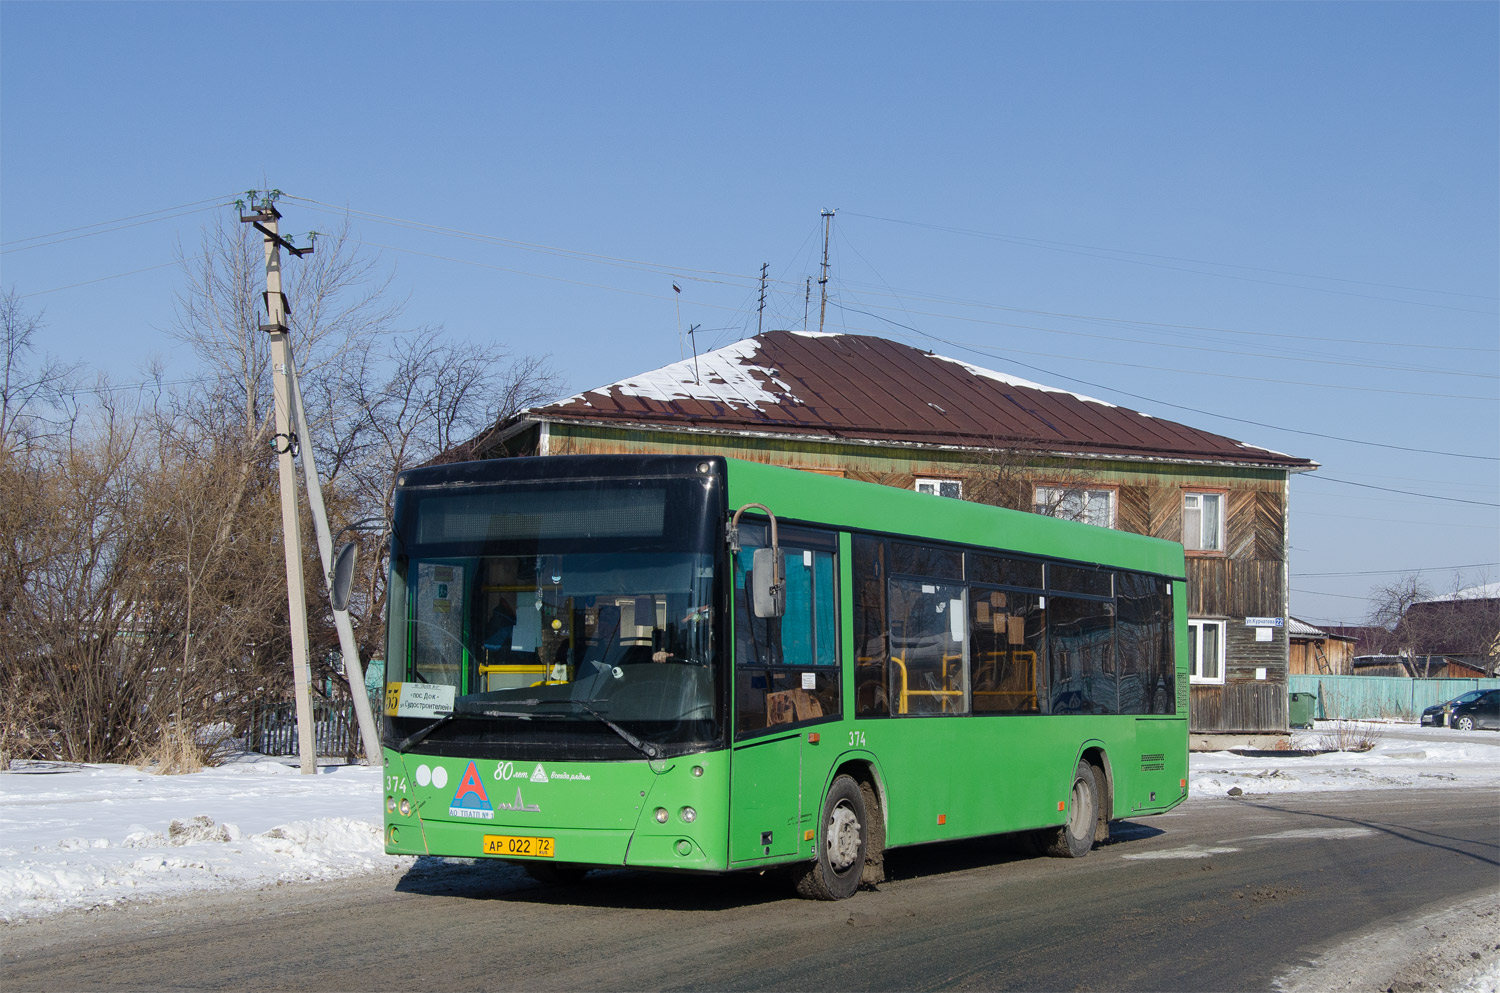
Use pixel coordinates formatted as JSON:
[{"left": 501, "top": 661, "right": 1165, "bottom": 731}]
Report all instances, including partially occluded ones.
[
  {"left": 796, "top": 775, "right": 869, "bottom": 900},
  {"left": 1044, "top": 761, "right": 1100, "bottom": 859}
]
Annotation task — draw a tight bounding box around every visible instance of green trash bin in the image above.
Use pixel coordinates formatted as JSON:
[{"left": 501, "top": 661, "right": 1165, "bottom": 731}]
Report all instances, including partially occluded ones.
[{"left": 1289, "top": 691, "right": 1316, "bottom": 729}]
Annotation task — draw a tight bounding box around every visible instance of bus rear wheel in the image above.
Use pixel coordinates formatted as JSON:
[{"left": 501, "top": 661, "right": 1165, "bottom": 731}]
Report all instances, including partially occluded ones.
[
  {"left": 1044, "top": 761, "right": 1100, "bottom": 859},
  {"left": 796, "top": 775, "right": 868, "bottom": 900}
]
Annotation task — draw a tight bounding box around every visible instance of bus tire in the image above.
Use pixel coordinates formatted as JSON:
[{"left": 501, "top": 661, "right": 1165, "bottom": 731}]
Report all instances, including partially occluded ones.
[
  {"left": 1045, "top": 761, "right": 1099, "bottom": 859},
  {"left": 524, "top": 862, "right": 589, "bottom": 885},
  {"left": 796, "top": 774, "right": 868, "bottom": 900},
  {"left": 858, "top": 779, "right": 886, "bottom": 886}
]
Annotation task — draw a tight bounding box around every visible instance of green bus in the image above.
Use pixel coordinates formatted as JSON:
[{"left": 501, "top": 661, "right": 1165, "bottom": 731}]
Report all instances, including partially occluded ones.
[{"left": 381, "top": 454, "right": 1188, "bottom": 899}]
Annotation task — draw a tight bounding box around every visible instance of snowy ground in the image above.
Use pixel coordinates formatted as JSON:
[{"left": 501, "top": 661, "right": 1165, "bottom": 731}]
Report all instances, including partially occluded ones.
[{"left": 3, "top": 720, "right": 1498, "bottom": 988}]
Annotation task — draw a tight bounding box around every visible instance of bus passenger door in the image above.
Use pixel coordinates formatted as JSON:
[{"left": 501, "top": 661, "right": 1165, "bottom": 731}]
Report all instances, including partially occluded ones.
[{"left": 729, "top": 729, "right": 801, "bottom": 860}]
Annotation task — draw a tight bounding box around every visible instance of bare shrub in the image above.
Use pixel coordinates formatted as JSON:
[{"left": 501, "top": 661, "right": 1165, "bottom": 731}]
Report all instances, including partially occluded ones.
[
  {"left": 1317, "top": 720, "right": 1383, "bottom": 753},
  {"left": 134, "top": 721, "right": 209, "bottom": 775}
]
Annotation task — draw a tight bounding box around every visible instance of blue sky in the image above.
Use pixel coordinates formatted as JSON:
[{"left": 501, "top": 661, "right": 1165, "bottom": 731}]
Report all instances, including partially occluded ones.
[{"left": 3, "top": 2, "right": 1496, "bottom": 624}]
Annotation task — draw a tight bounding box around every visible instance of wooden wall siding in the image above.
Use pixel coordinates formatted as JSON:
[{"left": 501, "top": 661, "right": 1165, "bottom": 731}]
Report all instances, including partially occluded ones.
[
  {"left": 1226, "top": 490, "right": 1258, "bottom": 559},
  {"left": 1290, "top": 638, "right": 1355, "bottom": 676},
  {"left": 1148, "top": 487, "right": 1183, "bottom": 544},
  {"left": 1190, "top": 682, "right": 1288, "bottom": 733},
  {"left": 1117, "top": 486, "right": 1151, "bottom": 537},
  {"left": 1226, "top": 624, "right": 1285, "bottom": 680},
  {"left": 1186, "top": 559, "right": 1284, "bottom": 619}
]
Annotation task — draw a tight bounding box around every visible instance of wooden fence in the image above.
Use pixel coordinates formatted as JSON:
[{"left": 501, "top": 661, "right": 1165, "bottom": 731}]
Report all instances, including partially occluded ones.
[{"left": 245, "top": 700, "right": 364, "bottom": 758}]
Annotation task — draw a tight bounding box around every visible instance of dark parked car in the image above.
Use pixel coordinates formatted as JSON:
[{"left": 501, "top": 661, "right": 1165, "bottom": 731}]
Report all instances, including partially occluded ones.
[
  {"left": 1448, "top": 689, "right": 1500, "bottom": 732},
  {"left": 1420, "top": 690, "right": 1487, "bottom": 727}
]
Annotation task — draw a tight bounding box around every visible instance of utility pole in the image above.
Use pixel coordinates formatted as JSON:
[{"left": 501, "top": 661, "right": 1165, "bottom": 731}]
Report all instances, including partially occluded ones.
[
  {"left": 242, "top": 196, "right": 318, "bottom": 775},
  {"left": 756, "top": 263, "right": 769, "bottom": 337},
  {"left": 287, "top": 355, "right": 382, "bottom": 764},
  {"left": 818, "top": 208, "right": 835, "bottom": 335},
  {"left": 804, "top": 277, "right": 811, "bottom": 332}
]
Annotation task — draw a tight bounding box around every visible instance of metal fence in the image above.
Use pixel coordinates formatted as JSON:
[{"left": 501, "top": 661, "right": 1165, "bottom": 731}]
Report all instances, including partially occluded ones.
[
  {"left": 1289, "top": 674, "right": 1500, "bottom": 721},
  {"left": 245, "top": 700, "right": 363, "bottom": 758}
]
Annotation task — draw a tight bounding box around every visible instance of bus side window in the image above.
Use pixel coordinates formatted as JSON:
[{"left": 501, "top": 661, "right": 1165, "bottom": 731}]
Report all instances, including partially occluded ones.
[
  {"left": 853, "top": 535, "right": 889, "bottom": 716},
  {"left": 971, "top": 589, "right": 1045, "bottom": 714},
  {"left": 734, "top": 527, "right": 840, "bottom": 736}
]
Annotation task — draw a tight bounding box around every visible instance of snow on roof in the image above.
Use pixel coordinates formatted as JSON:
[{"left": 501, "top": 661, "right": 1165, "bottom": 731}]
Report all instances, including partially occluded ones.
[
  {"left": 512, "top": 331, "right": 1315, "bottom": 469},
  {"left": 1416, "top": 582, "right": 1500, "bottom": 604},
  {"left": 604, "top": 337, "right": 787, "bottom": 411},
  {"left": 931, "top": 355, "right": 1118, "bottom": 407}
]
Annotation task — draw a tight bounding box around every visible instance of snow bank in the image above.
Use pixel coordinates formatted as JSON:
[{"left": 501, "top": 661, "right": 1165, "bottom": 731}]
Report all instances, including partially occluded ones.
[
  {"left": 1189, "top": 721, "right": 1500, "bottom": 797},
  {"left": 0, "top": 755, "right": 409, "bottom": 923}
]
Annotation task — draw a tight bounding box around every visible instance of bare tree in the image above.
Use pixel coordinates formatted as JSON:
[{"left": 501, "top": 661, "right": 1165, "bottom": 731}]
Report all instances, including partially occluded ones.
[
  {"left": 326, "top": 328, "right": 560, "bottom": 659},
  {"left": 1365, "top": 574, "right": 1436, "bottom": 672},
  {"left": 964, "top": 443, "right": 1107, "bottom": 520},
  {"left": 2, "top": 207, "right": 559, "bottom": 766},
  {"left": 0, "top": 289, "right": 79, "bottom": 450}
]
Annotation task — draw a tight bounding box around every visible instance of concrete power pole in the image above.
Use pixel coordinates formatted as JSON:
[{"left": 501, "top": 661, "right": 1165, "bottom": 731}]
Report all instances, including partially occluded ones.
[
  {"left": 243, "top": 198, "right": 318, "bottom": 774},
  {"left": 286, "top": 353, "right": 382, "bottom": 764}
]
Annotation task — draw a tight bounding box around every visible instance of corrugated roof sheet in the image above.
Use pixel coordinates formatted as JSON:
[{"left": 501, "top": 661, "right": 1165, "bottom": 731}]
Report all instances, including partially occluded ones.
[{"left": 508, "top": 331, "right": 1315, "bottom": 470}]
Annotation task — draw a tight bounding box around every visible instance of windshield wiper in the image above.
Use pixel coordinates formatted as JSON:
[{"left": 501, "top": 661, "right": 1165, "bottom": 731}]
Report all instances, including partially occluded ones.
[
  {"left": 397, "top": 712, "right": 455, "bottom": 753},
  {"left": 569, "top": 700, "right": 661, "bottom": 760},
  {"left": 396, "top": 707, "right": 533, "bottom": 753}
]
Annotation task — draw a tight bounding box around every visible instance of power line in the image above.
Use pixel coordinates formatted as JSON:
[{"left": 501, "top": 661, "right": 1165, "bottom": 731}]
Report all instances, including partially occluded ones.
[
  {"left": 296, "top": 194, "right": 1498, "bottom": 375},
  {"left": 835, "top": 299, "right": 1494, "bottom": 381},
  {"left": 1289, "top": 588, "right": 1377, "bottom": 602},
  {"left": 286, "top": 195, "right": 765, "bottom": 289},
  {"left": 1303, "top": 475, "right": 1500, "bottom": 506},
  {"left": 1, "top": 198, "right": 235, "bottom": 253},
  {"left": 21, "top": 256, "right": 207, "bottom": 297},
  {"left": 1297, "top": 510, "right": 1498, "bottom": 530},
  {"left": 843, "top": 210, "right": 1500, "bottom": 311},
  {"left": 836, "top": 278, "right": 1499, "bottom": 355},
  {"left": 837, "top": 303, "right": 1500, "bottom": 464},
  {"left": 895, "top": 337, "right": 1495, "bottom": 402},
  {"left": 1294, "top": 562, "right": 1499, "bottom": 578}
]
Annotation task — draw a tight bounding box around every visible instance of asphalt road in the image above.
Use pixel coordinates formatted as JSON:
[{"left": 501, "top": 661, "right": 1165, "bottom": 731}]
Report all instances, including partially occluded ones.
[{"left": 4, "top": 787, "right": 1496, "bottom": 992}]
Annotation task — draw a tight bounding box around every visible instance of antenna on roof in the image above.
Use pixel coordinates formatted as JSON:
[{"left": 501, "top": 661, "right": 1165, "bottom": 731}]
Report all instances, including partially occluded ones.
[
  {"left": 818, "top": 208, "right": 835, "bottom": 334},
  {"left": 756, "top": 262, "right": 769, "bottom": 337},
  {"left": 804, "top": 277, "right": 811, "bottom": 332},
  {"left": 687, "top": 323, "right": 702, "bottom": 385},
  {"left": 672, "top": 281, "right": 684, "bottom": 358}
]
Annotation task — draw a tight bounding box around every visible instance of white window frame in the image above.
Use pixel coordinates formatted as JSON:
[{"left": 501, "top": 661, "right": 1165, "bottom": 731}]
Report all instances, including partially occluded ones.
[
  {"left": 1188, "top": 618, "right": 1227, "bottom": 685},
  {"left": 1033, "top": 485, "right": 1116, "bottom": 529},
  {"left": 1183, "top": 491, "right": 1225, "bottom": 552},
  {"left": 915, "top": 477, "right": 962, "bottom": 499}
]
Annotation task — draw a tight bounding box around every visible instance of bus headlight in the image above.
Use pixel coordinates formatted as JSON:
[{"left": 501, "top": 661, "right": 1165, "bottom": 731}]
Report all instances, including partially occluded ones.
[
  {"left": 399, "top": 798, "right": 412, "bottom": 817},
  {"left": 386, "top": 796, "right": 397, "bottom": 814},
  {"left": 679, "top": 806, "right": 697, "bottom": 824},
  {"left": 654, "top": 807, "right": 670, "bottom": 824}
]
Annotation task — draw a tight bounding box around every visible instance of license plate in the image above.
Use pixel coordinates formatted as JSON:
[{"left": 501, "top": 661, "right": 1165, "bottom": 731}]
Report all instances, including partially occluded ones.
[{"left": 483, "top": 834, "right": 555, "bottom": 858}]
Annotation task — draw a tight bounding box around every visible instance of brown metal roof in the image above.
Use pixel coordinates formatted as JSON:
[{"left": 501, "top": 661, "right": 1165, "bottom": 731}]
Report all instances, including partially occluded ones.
[{"left": 501, "top": 331, "right": 1315, "bottom": 470}]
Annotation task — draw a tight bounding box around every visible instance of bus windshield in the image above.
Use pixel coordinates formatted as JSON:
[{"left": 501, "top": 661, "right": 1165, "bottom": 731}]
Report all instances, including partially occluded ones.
[{"left": 385, "top": 472, "right": 724, "bottom": 759}]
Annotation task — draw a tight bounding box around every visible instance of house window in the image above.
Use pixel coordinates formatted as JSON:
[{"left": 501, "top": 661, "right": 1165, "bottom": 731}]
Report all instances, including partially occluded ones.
[
  {"left": 915, "top": 478, "right": 962, "bottom": 499},
  {"left": 1188, "top": 619, "right": 1226, "bottom": 684},
  {"left": 1034, "top": 485, "right": 1115, "bottom": 529},
  {"left": 1184, "top": 492, "right": 1224, "bottom": 552}
]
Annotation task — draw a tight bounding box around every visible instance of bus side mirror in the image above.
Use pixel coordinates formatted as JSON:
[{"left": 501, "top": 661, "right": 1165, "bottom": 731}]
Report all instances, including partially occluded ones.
[
  {"left": 751, "top": 547, "right": 785, "bottom": 619},
  {"left": 330, "top": 541, "right": 358, "bottom": 612}
]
